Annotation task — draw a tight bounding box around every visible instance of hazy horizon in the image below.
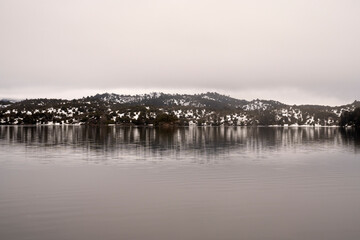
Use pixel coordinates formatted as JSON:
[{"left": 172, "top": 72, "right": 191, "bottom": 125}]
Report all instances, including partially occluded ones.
[
  {"left": 1, "top": 1, "right": 359, "bottom": 105},
  {"left": 1, "top": 89, "right": 359, "bottom": 107}
]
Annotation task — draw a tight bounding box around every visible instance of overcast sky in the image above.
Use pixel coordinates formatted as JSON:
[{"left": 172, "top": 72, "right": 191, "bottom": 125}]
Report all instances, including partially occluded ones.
[{"left": 0, "top": 0, "right": 359, "bottom": 105}]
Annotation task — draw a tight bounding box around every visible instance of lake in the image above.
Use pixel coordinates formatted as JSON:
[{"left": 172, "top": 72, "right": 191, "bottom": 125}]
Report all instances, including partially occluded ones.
[{"left": 0, "top": 126, "right": 359, "bottom": 240}]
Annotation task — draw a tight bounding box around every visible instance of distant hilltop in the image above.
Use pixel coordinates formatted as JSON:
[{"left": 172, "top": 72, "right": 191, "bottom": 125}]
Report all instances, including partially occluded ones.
[{"left": 0, "top": 92, "right": 359, "bottom": 127}]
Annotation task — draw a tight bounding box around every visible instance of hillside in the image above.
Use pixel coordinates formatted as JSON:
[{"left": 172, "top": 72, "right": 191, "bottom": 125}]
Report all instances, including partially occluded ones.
[{"left": 0, "top": 92, "right": 359, "bottom": 126}]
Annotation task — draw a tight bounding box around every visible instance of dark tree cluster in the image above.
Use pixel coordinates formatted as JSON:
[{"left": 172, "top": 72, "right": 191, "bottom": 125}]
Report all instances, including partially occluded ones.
[
  {"left": 154, "top": 113, "right": 179, "bottom": 126},
  {"left": 340, "top": 108, "right": 360, "bottom": 127}
]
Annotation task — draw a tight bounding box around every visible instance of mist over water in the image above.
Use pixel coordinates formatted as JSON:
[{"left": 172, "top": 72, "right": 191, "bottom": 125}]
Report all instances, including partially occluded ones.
[{"left": 0, "top": 126, "right": 360, "bottom": 240}]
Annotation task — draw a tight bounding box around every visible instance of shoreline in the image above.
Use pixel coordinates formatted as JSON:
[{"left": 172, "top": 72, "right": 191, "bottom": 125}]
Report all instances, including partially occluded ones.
[{"left": 0, "top": 124, "right": 350, "bottom": 128}]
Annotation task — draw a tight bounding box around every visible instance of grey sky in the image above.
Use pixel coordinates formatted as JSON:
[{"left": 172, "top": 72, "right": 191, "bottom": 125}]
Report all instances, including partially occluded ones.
[{"left": 0, "top": 0, "right": 359, "bottom": 105}]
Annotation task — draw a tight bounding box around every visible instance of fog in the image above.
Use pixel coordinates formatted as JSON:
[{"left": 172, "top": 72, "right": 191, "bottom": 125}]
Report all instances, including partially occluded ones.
[{"left": 1, "top": 0, "right": 359, "bottom": 105}]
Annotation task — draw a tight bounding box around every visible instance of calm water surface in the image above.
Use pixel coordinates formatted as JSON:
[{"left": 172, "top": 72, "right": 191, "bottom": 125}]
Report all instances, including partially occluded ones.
[{"left": 0, "top": 126, "right": 360, "bottom": 240}]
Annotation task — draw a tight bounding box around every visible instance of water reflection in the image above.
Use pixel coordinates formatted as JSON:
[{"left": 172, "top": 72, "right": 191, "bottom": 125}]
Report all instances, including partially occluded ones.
[
  {"left": 1, "top": 126, "right": 360, "bottom": 240},
  {"left": 0, "top": 126, "right": 359, "bottom": 165}
]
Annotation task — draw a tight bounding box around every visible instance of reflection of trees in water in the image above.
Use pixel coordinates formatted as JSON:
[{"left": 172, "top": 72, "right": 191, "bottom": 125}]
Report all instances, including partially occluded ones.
[
  {"left": 340, "top": 128, "right": 360, "bottom": 153},
  {"left": 0, "top": 126, "right": 359, "bottom": 158}
]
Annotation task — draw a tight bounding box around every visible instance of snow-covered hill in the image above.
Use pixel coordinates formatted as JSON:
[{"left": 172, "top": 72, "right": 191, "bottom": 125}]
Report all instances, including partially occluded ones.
[
  {"left": 89, "top": 92, "right": 248, "bottom": 109},
  {"left": 0, "top": 92, "right": 359, "bottom": 126}
]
